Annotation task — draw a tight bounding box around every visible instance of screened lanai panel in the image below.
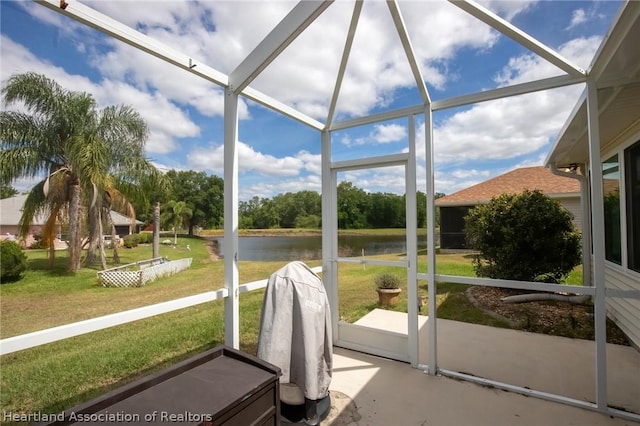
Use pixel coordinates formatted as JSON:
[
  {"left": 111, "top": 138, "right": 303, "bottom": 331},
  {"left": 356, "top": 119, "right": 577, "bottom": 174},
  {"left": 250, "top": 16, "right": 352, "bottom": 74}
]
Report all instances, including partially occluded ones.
[
  {"left": 606, "top": 292, "right": 640, "bottom": 414},
  {"left": 331, "top": 119, "right": 413, "bottom": 163},
  {"left": 242, "top": 1, "right": 352, "bottom": 122},
  {"left": 432, "top": 302, "right": 599, "bottom": 406},
  {"left": 4, "top": 1, "right": 639, "bottom": 422}
]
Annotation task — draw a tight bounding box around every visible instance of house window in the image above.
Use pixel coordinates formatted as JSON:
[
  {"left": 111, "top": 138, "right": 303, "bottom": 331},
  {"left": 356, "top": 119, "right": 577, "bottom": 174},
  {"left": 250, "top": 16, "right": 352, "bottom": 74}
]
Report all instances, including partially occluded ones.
[
  {"left": 625, "top": 141, "right": 640, "bottom": 273},
  {"left": 603, "top": 140, "right": 640, "bottom": 272},
  {"left": 602, "top": 155, "right": 621, "bottom": 265}
]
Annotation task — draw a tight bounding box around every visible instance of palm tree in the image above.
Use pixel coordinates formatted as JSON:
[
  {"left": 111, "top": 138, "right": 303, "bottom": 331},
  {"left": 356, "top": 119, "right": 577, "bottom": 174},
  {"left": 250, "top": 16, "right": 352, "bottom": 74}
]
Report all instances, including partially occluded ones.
[
  {"left": 161, "top": 200, "right": 193, "bottom": 246},
  {"left": 85, "top": 187, "right": 135, "bottom": 269},
  {"left": 0, "top": 72, "right": 166, "bottom": 271}
]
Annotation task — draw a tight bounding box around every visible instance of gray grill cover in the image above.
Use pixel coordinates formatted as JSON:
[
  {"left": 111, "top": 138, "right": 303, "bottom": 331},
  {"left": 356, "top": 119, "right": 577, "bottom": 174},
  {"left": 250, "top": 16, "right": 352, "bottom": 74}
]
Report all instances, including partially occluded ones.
[{"left": 257, "top": 261, "right": 332, "bottom": 400}]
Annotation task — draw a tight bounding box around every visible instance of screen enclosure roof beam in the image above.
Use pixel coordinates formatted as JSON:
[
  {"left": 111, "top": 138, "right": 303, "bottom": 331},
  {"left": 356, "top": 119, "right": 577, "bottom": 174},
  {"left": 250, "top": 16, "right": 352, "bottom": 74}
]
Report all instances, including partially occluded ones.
[
  {"left": 229, "top": 0, "right": 333, "bottom": 95},
  {"left": 34, "top": 0, "right": 229, "bottom": 87},
  {"left": 450, "top": 0, "right": 586, "bottom": 79}
]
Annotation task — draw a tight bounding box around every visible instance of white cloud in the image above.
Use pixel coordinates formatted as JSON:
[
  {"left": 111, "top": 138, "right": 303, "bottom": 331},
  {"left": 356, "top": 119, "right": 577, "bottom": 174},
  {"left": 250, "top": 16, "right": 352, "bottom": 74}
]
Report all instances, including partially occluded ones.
[
  {"left": 451, "top": 169, "right": 492, "bottom": 180},
  {"left": 241, "top": 175, "right": 321, "bottom": 202},
  {"left": 566, "top": 6, "right": 607, "bottom": 31},
  {"left": 84, "top": 0, "right": 294, "bottom": 74},
  {"left": 435, "top": 174, "right": 479, "bottom": 195},
  {"left": 431, "top": 89, "right": 571, "bottom": 164},
  {"left": 433, "top": 34, "right": 601, "bottom": 165},
  {"left": 512, "top": 153, "right": 547, "bottom": 169},
  {"left": 0, "top": 35, "right": 91, "bottom": 94},
  {"left": 568, "top": 9, "right": 588, "bottom": 30},
  {"left": 337, "top": 164, "right": 406, "bottom": 196},
  {"left": 238, "top": 143, "right": 304, "bottom": 177},
  {"left": 372, "top": 124, "right": 407, "bottom": 144},
  {"left": 414, "top": 34, "right": 602, "bottom": 194},
  {"left": 0, "top": 35, "right": 200, "bottom": 154},
  {"left": 479, "top": 0, "right": 537, "bottom": 21},
  {"left": 187, "top": 141, "right": 320, "bottom": 179},
  {"left": 0, "top": 35, "right": 201, "bottom": 156},
  {"left": 187, "top": 143, "right": 322, "bottom": 201},
  {"left": 72, "top": 0, "right": 516, "bottom": 121},
  {"left": 340, "top": 123, "right": 407, "bottom": 147},
  {"left": 84, "top": 37, "right": 249, "bottom": 120},
  {"left": 4, "top": 0, "right": 612, "bottom": 200},
  {"left": 495, "top": 35, "right": 602, "bottom": 85},
  {"left": 297, "top": 150, "right": 322, "bottom": 176}
]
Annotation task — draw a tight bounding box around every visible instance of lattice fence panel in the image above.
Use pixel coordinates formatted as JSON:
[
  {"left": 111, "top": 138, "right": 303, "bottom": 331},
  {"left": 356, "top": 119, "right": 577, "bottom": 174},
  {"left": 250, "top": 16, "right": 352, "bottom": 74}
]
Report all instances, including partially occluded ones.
[{"left": 98, "top": 258, "right": 192, "bottom": 287}]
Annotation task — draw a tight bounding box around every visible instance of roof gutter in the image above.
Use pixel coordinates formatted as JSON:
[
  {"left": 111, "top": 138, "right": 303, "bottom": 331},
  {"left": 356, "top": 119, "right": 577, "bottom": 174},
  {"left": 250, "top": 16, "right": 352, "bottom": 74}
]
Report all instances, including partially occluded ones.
[{"left": 548, "top": 163, "right": 591, "bottom": 286}]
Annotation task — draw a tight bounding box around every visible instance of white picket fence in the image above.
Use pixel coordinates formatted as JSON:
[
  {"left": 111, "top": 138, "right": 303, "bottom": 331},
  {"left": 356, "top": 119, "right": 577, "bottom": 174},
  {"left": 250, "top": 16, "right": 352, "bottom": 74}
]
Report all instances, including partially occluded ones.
[{"left": 97, "top": 257, "right": 193, "bottom": 287}]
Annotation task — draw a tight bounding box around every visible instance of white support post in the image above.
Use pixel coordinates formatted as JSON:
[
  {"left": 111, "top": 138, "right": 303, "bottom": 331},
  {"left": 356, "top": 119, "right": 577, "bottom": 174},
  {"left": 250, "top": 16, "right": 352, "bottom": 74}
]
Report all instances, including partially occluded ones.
[
  {"left": 580, "top": 165, "right": 593, "bottom": 286},
  {"left": 321, "top": 130, "right": 339, "bottom": 343},
  {"left": 406, "top": 115, "right": 419, "bottom": 367},
  {"left": 223, "top": 87, "right": 240, "bottom": 349},
  {"left": 586, "top": 80, "right": 607, "bottom": 411},
  {"left": 425, "top": 105, "right": 437, "bottom": 375}
]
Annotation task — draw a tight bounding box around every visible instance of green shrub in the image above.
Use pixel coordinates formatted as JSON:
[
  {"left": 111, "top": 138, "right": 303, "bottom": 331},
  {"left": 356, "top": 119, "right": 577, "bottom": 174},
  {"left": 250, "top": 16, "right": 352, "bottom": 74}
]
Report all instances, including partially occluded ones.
[
  {"left": 464, "top": 189, "right": 581, "bottom": 283},
  {"left": 122, "top": 234, "right": 139, "bottom": 248},
  {"left": 1, "top": 240, "right": 28, "bottom": 283},
  {"left": 374, "top": 273, "right": 401, "bottom": 290},
  {"left": 138, "top": 232, "right": 153, "bottom": 244},
  {"left": 29, "top": 239, "right": 47, "bottom": 249}
]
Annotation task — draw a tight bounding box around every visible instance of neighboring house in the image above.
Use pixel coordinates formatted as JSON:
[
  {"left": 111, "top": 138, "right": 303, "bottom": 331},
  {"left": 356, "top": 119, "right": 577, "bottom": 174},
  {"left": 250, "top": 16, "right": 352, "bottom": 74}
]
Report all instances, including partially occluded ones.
[
  {"left": 545, "top": 0, "right": 640, "bottom": 349},
  {"left": 110, "top": 211, "right": 144, "bottom": 236},
  {"left": 0, "top": 194, "right": 49, "bottom": 247},
  {"left": 435, "top": 166, "right": 581, "bottom": 249},
  {"left": 0, "top": 194, "right": 143, "bottom": 246}
]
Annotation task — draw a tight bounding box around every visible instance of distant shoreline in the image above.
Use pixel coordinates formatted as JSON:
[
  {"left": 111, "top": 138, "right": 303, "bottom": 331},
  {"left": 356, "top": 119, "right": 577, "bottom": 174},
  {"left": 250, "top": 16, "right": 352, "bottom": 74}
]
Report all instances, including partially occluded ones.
[{"left": 199, "top": 229, "right": 409, "bottom": 238}]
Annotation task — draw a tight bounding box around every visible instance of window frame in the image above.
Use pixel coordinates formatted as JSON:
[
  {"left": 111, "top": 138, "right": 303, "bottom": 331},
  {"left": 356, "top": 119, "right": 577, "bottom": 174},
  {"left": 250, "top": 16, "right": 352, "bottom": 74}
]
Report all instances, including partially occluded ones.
[
  {"left": 624, "top": 140, "right": 640, "bottom": 273},
  {"left": 601, "top": 131, "right": 640, "bottom": 278}
]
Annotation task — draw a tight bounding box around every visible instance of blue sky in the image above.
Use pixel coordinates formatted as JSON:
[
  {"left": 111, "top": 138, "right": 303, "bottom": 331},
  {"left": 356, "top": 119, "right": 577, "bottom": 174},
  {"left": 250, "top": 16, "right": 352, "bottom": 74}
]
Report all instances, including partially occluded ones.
[{"left": 0, "top": 0, "right": 623, "bottom": 201}]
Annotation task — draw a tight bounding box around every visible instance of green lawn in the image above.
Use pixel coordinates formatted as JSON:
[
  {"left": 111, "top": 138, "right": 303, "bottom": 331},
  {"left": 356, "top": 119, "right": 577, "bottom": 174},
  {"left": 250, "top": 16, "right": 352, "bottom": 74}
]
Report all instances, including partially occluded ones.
[
  {"left": 0, "top": 237, "right": 322, "bottom": 418},
  {"left": 0, "top": 237, "right": 583, "bottom": 420}
]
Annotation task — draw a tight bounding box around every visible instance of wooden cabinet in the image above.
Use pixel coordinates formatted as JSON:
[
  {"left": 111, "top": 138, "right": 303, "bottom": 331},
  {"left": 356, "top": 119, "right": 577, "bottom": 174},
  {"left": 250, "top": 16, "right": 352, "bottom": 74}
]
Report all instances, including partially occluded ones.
[{"left": 40, "top": 346, "right": 281, "bottom": 426}]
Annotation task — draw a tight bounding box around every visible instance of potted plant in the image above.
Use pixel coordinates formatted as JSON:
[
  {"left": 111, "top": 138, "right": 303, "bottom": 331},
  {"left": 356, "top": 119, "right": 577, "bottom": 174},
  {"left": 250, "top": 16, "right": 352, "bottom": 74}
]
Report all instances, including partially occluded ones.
[{"left": 375, "top": 273, "right": 402, "bottom": 307}]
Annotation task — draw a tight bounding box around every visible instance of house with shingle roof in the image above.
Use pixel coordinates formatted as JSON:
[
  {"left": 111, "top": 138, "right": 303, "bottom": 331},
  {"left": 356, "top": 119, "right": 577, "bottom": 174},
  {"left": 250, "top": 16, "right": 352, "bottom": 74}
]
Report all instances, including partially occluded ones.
[
  {"left": 435, "top": 166, "right": 582, "bottom": 249},
  {"left": 0, "top": 194, "right": 143, "bottom": 247}
]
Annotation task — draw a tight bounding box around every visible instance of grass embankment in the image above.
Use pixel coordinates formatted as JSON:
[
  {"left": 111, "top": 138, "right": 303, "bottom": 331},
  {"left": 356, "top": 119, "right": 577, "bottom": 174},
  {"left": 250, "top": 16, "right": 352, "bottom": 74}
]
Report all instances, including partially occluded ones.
[{"left": 0, "top": 234, "right": 577, "bottom": 419}]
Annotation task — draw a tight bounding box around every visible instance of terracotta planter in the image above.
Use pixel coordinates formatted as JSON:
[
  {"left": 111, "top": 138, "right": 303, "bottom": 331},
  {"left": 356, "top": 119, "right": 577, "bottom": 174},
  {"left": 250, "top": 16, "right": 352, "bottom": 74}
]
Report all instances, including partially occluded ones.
[{"left": 377, "top": 288, "right": 402, "bottom": 307}]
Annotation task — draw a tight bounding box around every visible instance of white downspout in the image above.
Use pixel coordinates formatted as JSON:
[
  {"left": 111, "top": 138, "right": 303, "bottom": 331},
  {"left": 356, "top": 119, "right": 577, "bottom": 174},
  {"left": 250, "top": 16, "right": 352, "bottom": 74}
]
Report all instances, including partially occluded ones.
[{"left": 549, "top": 163, "right": 591, "bottom": 286}]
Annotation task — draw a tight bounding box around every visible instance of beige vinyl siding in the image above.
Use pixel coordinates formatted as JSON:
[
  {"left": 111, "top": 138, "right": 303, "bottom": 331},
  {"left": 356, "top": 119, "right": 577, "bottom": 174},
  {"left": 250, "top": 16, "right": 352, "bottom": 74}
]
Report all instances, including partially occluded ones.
[
  {"left": 605, "top": 263, "right": 640, "bottom": 349},
  {"left": 557, "top": 197, "right": 582, "bottom": 231}
]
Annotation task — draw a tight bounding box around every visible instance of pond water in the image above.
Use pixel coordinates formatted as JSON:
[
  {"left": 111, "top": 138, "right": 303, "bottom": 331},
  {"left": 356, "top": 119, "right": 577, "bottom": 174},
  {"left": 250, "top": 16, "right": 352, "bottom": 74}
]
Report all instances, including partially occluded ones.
[{"left": 209, "top": 234, "right": 430, "bottom": 261}]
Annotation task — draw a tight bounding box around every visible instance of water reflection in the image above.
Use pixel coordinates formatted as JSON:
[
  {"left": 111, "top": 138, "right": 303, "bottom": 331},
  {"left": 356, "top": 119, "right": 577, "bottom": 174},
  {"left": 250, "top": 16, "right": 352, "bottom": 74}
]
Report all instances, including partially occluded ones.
[{"left": 210, "top": 234, "right": 429, "bottom": 261}]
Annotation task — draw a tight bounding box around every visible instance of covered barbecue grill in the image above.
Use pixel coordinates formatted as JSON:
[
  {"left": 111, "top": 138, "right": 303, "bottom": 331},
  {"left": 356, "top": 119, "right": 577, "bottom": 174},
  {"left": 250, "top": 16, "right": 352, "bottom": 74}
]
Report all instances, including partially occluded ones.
[{"left": 257, "top": 261, "right": 333, "bottom": 424}]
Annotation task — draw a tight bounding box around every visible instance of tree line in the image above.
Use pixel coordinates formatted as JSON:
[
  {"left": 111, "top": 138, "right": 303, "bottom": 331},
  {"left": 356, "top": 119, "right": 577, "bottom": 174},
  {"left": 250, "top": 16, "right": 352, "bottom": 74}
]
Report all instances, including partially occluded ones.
[{"left": 134, "top": 177, "right": 444, "bottom": 233}]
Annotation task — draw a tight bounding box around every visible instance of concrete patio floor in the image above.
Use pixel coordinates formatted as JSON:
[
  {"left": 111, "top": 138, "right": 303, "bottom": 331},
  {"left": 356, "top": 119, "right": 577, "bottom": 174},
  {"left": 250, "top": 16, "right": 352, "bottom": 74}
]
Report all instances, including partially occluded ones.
[{"left": 321, "top": 309, "right": 640, "bottom": 425}]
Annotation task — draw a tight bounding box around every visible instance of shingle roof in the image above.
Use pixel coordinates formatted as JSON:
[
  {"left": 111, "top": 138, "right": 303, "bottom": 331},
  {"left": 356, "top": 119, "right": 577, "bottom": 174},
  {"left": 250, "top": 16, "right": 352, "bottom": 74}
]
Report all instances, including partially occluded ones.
[
  {"left": 0, "top": 194, "right": 47, "bottom": 225},
  {"left": 111, "top": 211, "right": 144, "bottom": 226},
  {"left": 435, "top": 166, "right": 581, "bottom": 207},
  {"left": 0, "top": 195, "right": 142, "bottom": 226}
]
